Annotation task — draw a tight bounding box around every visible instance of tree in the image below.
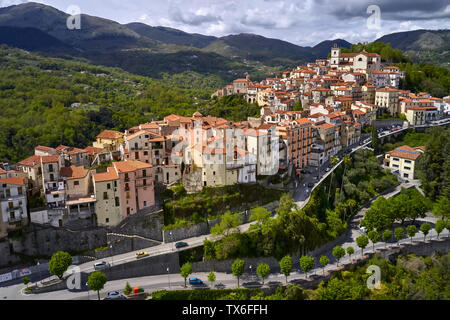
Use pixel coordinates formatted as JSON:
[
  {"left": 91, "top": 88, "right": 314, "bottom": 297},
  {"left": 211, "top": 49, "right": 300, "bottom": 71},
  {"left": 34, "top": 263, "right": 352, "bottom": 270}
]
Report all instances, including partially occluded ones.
[
  {"left": 356, "top": 235, "right": 369, "bottom": 257},
  {"left": 299, "top": 256, "right": 315, "bottom": 278},
  {"left": 327, "top": 156, "right": 340, "bottom": 203},
  {"left": 340, "top": 154, "right": 353, "bottom": 201},
  {"left": 406, "top": 225, "right": 418, "bottom": 243},
  {"left": 420, "top": 223, "right": 431, "bottom": 242},
  {"left": 371, "top": 126, "right": 380, "bottom": 151},
  {"left": 180, "top": 262, "right": 193, "bottom": 288},
  {"left": 250, "top": 206, "right": 271, "bottom": 227},
  {"left": 394, "top": 227, "right": 405, "bottom": 246},
  {"left": 382, "top": 230, "right": 392, "bottom": 248},
  {"left": 124, "top": 282, "right": 132, "bottom": 296},
  {"left": 432, "top": 197, "right": 450, "bottom": 220},
  {"left": 368, "top": 230, "right": 380, "bottom": 252},
  {"left": 346, "top": 199, "right": 357, "bottom": 218},
  {"left": 208, "top": 271, "right": 216, "bottom": 289},
  {"left": 203, "top": 239, "right": 216, "bottom": 260},
  {"left": 210, "top": 211, "right": 241, "bottom": 236},
  {"left": 319, "top": 256, "right": 330, "bottom": 275},
  {"left": 346, "top": 246, "right": 355, "bottom": 262},
  {"left": 256, "top": 263, "right": 270, "bottom": 285},
  {"left": 48, "top": 251, "right": 72, "bottom": 279},
  {"left": 88, "top": 271, "right": 107, "bottom": 300},
  {"left": 22, "top": 276, "right": 30, "bottom": 288},
  {"left": 232, "top": 259, "right": 245, "bottom": 288},
  {"left": 435, "top": 220, "right": 445, "bottom": 239},
  {"left": 332, "top": 246, "right": 346, "bottom": 266},
  {"left": 280, "top": 256, "right": 293, "bottom": 284}
]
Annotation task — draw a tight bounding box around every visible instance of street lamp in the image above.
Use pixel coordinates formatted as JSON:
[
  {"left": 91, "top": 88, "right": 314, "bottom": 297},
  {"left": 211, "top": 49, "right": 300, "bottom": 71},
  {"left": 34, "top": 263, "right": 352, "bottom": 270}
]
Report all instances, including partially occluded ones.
[
  {"left": 167, "top": 267, "right": 171, "bottom": 289},
  {"left": 249, "top": 265, "right": 252, "bottom": 280},
  {"left": 37, "top": 261, "right": 42, "bottom": 285},
  {"left": 110, "top": 244, "right": 114, "bottom": 266},
  {"left": 86, "top": 282, "right": 90, "bottom": 300}
]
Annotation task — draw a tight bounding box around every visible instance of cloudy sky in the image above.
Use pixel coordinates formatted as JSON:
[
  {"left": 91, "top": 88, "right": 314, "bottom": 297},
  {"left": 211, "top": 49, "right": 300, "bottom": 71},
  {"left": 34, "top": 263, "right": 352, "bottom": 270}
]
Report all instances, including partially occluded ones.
[{"left": 2, "top": 0, "right": 450, "bottom": 46}]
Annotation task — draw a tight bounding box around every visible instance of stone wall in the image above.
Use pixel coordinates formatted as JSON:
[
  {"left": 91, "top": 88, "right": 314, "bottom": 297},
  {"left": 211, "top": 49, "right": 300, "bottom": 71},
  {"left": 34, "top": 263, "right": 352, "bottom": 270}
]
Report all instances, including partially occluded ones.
[
  {"left": 31, "top": 252, "right": 180, "bottom": 294},
  {"left": 92, "top": 234, "right": 161, "bottom": 259},
  {"left": 110, "top": 211, "right": 164, "bottom": 241},
  {"left": 0, "top": 240, "right": 20, "bottom": 269},
  {"left": 372, "top": 120, "right": 407, "bottom": 128},
  {"left": 192, "top": 254, "right": 301, "bottom": 274},
  {"left": 10, "top": 224, "right": 108, "bottom": 257}
]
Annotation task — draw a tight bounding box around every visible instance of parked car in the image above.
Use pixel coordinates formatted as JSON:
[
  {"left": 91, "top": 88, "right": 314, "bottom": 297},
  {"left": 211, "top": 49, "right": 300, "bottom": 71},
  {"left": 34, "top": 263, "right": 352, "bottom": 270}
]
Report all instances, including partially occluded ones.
[
  {"left": 359, "top": 226, "right": 367, "bottom": 235},
  {"left": 135, "top": 251, "right": 149, "bottom": 259},
  {"left": 325, "top": 168, "right": 330, "bottom": 172},
  {"left": 307, "top": 183, "right": 314, "bottom": 188},
  {"left": 189, "top": 277, "right": 203, "bottom": 285},
  {"left": 93, "top": 261, "right": 110, "bottom": 270},
  {"left": 104, "top": 291, "right": 126, "bottom": 300},
  {"left": 175, "top": 242, "right": 189, "bottom": 249}
]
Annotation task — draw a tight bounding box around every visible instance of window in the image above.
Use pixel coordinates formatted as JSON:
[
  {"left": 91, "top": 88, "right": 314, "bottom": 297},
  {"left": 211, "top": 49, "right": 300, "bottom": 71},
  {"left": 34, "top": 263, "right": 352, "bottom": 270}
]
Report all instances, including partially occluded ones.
[
  {"left": 18, "top": 187, "right": 23, "bottom": 195},
  {"left": 143, "top": 201, "right": 147, "bottom": 207},
  {"left": 103, "top": 192, "right": 108, "bottom": 200},
  {"left": 126, "top": 192, "right": 130, "bottom": 199},
  {"left": 48, "top": 164, "right": 53, "bottom": 172},
  {"left": 405, "top": 160, "right": 412, "bottom": 164},
  {"left": 143, "top": 179, "right": 147, "bottom": 186},
  {"left": 107, "top": 183, "right": 111, "bottom": 190},
  {"left": 74, "top": 181, "right": 79, "bottom": 186},
  {"left": 404, "top": 166, "right": 411, "bottom": 170},
  {"left": 106, "top": 218, "right": 109, "bottom": 223},
  {"left": 143, "top": 170, "right": 147, "bottom": 177},
  {"left": 114, "top": 181, "right": 117, "bottom": 188},
  {"left": 115, "top": 197, "right": 120, "bottom": 207}
]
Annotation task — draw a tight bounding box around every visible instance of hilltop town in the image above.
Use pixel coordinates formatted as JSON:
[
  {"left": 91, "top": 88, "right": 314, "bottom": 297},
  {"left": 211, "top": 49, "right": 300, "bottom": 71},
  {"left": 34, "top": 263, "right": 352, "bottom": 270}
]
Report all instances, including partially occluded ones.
[{"left": 1, "top": 44, "right": 449, "bottom": 268}]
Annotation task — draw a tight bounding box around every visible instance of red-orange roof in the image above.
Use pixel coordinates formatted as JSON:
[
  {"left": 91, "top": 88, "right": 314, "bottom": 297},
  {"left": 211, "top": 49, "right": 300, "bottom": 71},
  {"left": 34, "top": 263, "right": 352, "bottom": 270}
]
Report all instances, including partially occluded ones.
[
  {"left": 97, "top": 130, "right": 124, "bottom": 140},
  {"left": 114, "top": 160, "right": 152, "bottom": 173},
  {"left": 60, "top": 166, "right": 89, "bottom": 180},
  {"left": 93, "top": 167, "right": 119, "bottom": 182},
  {"left": 41, "top": 155, "right": 59, "bottom": 164},
  {"left": 0, "top": 177, "right": 24, "bottom": 186}
]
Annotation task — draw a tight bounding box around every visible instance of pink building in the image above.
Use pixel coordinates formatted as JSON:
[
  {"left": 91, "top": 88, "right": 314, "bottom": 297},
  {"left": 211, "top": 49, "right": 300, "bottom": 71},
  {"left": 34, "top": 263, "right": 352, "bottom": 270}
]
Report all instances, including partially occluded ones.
[{"left": 113, "top": 161, "right": 154, "bottom": 218}]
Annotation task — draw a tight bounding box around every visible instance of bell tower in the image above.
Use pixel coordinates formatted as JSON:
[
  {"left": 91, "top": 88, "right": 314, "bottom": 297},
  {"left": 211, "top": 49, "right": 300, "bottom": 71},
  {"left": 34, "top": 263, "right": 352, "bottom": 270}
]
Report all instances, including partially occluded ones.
[{"left": 330, "top": 43, "right": 341, "bottom": 68}]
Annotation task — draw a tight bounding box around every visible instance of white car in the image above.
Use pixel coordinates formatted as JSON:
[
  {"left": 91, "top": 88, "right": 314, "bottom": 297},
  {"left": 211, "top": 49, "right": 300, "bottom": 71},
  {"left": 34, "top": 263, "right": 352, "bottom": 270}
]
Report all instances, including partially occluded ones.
[
  {"left": 359, "top": 226, "right": 367, "bottom": 234},
  {"left": 93, "top": 261, "right": 110, "bottom": 270}
]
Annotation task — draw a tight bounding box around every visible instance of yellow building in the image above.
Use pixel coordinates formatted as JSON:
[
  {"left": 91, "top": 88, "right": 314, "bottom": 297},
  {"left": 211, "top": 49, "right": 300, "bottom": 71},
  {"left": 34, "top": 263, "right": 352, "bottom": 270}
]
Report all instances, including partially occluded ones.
[
  {"left": 93, "top": 130, "right": 124, "bottom": 152},
  {"left": 384, "top": 145, "right": 424, "bottom": 180}
]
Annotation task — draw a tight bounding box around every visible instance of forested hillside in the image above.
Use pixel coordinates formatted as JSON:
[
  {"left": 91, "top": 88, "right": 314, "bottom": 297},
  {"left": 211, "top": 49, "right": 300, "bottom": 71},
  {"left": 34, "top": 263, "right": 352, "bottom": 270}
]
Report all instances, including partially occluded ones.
[{"left": 0, "top": 46, "right": 259, "bottom": 163}]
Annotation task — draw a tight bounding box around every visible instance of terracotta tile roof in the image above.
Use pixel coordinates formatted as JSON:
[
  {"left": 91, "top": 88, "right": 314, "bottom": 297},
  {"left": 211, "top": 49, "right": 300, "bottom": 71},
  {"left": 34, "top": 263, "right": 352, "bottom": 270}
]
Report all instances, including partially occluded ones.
[
  {"left": 84, "top": 146, "right": 103, "bottom": 156},
  {"left": 0, "top": 177, "right": 24, "bottom": 186},
  {"left": 93, "top": 167, "right": 119, "bottom": 182},
  {"left": 316, "top": 123, "right": 335, "bottom": 130},
  {"left": 295, "top": 118, "right": 312, "bottom": 125},
  {"left": 126, "top": 130, "right": 148, "bottom": 141},
  {"left": 56, "top": 145, "right": 70, "bottom": 152},
  {"left": 35, "top": 145, "right": 53, "bottom": 152},
  {"left": 60, "top": 166, "right": 89, "bottom": 180},
  {"left": 67, "top": 148, "right": 88, "bottom": 156},
  {"left": 18, "top": 155, "right": 42, "bottom": 167},
  {"left": 96, "top": 130, "right": 124, "bottom": 140},
  {"left": 114, "top": 160, "right": 152, "bottom": 173},
  {"left": 41, "top": 155, "right": 60, "bottom": 164},
  {"left": 387, "top": 145, "right": 422, "bottom": 161}
]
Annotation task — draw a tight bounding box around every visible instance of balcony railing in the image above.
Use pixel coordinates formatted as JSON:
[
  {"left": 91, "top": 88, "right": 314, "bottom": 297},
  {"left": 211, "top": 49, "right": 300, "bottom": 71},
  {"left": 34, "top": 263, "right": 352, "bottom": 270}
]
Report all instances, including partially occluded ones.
[{"left": 8, "top": 216, "right": 23, "bottom": 223}]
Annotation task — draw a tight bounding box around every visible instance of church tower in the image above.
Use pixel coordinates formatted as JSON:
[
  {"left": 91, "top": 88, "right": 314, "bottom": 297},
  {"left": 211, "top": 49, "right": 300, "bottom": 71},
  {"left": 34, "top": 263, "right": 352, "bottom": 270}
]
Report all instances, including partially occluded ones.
[{"left": 330, "top": 43, "right": 341, "bottom": 68}]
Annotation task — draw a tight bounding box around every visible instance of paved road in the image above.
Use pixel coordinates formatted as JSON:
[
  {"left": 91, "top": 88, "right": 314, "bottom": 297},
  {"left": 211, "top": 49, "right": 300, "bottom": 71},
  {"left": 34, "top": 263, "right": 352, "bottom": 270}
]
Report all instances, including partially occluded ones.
[{"left": 9, "top": 226, "right": 448, "bottom": 300}]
